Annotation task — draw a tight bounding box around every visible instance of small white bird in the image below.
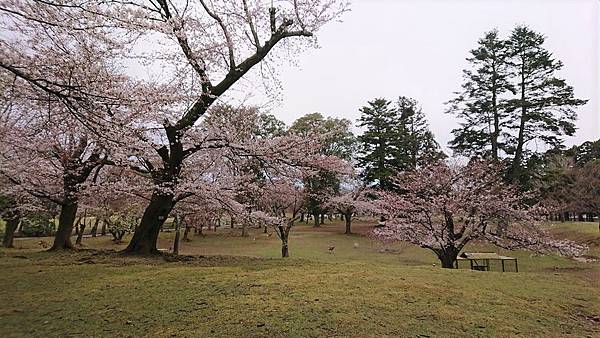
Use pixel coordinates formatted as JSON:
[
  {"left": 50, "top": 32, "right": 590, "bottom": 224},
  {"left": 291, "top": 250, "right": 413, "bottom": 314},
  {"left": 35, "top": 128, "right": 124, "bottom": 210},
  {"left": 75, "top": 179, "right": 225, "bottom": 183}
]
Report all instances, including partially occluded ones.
[{"left": 353, "top": 242, "right": 359, "bottom": 249}]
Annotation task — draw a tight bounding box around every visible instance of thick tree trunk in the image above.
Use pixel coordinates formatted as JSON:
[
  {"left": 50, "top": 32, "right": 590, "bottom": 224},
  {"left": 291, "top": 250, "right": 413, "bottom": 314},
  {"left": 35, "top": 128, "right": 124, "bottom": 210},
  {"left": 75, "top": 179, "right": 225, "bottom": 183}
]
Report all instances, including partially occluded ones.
[
  {"left": 2, "top": 213, "right": 20, "bottom": 248},
  {"left": 439, "top": 254, "right": 457, "bottom": 269},
  {"left": 300, "top": 213, "right": 304, "bottom": 222},
  {"left": 241, "top": 224, "right": 248, "bottom": 237},
  {"left": 123, "top": 192, "right": 174, "bottom": 255},
  {"left": 344, "top": 212, "right": 352, "bottom": 234},
  {"left": 313, "top": 212, "right": 320, "bottom": 228},
  {"left": 435, "top": 248, "right": 459, "bottom": 269},
  {"left": 49, "top": 201, "right": 78, "bottom": 251},
  {"left": 320, "top": 214, "right": 325, "bottom": 225}
]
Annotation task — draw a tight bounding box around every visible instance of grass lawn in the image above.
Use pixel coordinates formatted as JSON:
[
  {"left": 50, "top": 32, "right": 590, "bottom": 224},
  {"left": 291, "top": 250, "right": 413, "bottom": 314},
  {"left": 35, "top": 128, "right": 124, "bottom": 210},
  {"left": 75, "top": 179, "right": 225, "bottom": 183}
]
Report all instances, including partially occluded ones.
[{"left": 1, "top": 219, "right": 599, "bottom": 337}]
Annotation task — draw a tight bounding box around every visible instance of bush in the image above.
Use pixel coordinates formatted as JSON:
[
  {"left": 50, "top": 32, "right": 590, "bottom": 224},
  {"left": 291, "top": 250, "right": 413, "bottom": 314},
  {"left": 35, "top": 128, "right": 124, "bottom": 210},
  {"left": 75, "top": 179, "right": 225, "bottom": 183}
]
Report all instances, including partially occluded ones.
[{"left": 20, "top": 213, "right": 53, "bottom": 237}]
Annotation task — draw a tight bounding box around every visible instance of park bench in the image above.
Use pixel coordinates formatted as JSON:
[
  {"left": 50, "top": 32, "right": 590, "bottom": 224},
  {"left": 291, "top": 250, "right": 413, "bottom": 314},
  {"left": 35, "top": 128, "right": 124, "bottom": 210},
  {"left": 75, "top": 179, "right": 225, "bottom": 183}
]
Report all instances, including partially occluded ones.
[{"left": 456, "top": 252, "right": 518, "bottom": 272}]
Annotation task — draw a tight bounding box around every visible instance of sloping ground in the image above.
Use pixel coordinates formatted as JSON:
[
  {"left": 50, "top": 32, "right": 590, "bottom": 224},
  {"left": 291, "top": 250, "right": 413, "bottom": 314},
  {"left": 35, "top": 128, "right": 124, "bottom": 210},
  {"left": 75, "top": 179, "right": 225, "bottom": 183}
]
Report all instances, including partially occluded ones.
[{"left": 0, "top": 221, "right": 599, "bottom": 337}]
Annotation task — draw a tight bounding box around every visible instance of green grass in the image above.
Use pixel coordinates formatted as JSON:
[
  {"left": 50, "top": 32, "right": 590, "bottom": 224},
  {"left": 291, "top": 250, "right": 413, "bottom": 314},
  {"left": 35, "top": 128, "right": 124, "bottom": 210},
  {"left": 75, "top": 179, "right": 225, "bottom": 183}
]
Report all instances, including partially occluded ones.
[{"left": 1, "top": 220, "right": 599, "bottom": 337}]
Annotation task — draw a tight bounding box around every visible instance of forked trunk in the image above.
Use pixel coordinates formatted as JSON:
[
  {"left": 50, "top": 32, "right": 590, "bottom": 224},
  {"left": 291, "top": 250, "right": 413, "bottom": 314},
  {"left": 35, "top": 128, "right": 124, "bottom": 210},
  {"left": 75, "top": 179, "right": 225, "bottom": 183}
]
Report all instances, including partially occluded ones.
[
  {"left": 49, "top": 202, "right": 78, "bottom": 251},
  {"left": 75, "top": 222, "right": 86, "bottom": 245},
  {"left": 124, "top": 192, "right": 174, "bottom": 255},
  {"left": 279, "top": 224, "right": 290, "bottom": 258}
]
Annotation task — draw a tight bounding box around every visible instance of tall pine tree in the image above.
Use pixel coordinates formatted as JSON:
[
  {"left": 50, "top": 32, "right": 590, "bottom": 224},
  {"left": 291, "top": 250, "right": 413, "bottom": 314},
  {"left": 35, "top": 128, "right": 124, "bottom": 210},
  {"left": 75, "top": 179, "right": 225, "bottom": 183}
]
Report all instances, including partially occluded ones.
[
  {"left": 448, "top": 26, "right": 587, "bottom": 187},
  {"left": 446, "top": 29, "right": 513, "bottom": 161},
  {"left": 357, "top": 98, "right": 401, "bottom": 189},
  {"left": 505, "top": 26, "right": 587, "bottom": 183}
]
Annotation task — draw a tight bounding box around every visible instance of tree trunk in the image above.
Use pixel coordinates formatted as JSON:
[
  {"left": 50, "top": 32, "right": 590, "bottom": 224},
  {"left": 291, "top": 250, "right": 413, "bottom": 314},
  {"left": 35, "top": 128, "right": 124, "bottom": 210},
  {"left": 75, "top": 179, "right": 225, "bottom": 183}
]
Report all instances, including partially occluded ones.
[
  {"left": 344, "top": 212, "right": 352, "bottom": 234},
  {"left": 281, "top": 240, "right": 289, "bottom": 258},
  {"left": 49, "top": 201, "right": 78, "bottom": 251},
  {"left": 90, "top": 218, "right": 99, "bottom": 237},
  {"left": 100, "top": 218, "right": 107, "bottom": 236},
  {"left": 491, "top": 76, "right": 500, "bottom": 162},
  {"left": 183, "top": 225, "right": 191, "bottom": 241},
  {"left": 313, "top": 212, "right": 320, "bottom": 228},
  {"left": 510, "top": 66, "right": 527, "bottom": 183},
  {"left": 241, "top": 223, "right": 248, "bottom": 237},
  {"left": 300, "top": 213, "right": 304, "bottom": 222},
  {"left": 435, "top": 248, "right": 459, "bottom": 269},
  {"left": 173, "top": 215, "right": 181, "bottom": 255},
  {"left": 123, "top": 192, "right": 174, "bottom": 255},
  {"left": 2, "top": 213, "right": 20, "bottom": 248},
  {"left": 75, "top": 223, "right": 86, "bottom": 245},
  {"left": 320, "top": 214, "right": 325, "bottom": 225}
]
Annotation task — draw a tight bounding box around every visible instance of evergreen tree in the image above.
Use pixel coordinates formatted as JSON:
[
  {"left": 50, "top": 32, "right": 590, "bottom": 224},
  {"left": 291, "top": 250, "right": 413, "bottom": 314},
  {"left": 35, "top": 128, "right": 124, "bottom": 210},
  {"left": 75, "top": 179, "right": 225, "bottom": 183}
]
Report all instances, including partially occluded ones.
[
  {"left": 446, "top": 29, "right": 513, "bottom": 161},
  {"left": 357, "top": 97, "right": 442, "bottom": 189},
  {"left": 356, "top": 98, "right": 400, "bottom": 189},
  {"left": 505, "top": 26, "right": 587, "bottom": 183},
  {"left": 448, "top": 26, "right": 587, "bottom": 187},
  {"left": 397, "top": 96, "right": 445, "bottom": 168}
]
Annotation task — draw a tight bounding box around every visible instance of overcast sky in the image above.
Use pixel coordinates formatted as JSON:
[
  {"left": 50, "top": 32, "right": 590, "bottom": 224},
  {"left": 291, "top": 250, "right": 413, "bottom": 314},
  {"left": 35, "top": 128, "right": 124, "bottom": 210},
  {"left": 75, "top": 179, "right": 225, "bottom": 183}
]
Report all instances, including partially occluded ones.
[{"left": 252, "top": 0, "right": 599, "bottom": 153}]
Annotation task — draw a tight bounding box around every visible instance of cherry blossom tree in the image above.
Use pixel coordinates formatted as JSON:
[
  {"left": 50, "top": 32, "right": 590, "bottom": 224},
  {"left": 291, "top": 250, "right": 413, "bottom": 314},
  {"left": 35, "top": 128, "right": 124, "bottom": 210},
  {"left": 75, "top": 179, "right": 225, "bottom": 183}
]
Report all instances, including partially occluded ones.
[
  {"left": 0, "top": 52, "right": 138, "bottom": 250},
  {"left": 327, "top": 178, "right": 379, "bottom": 234},
  {"left": 374, "top": 161, "right": 586, "bottom": 268},
  {"left": 254, "top": 179, "right": 305, "bottom": 258},
  {"left": 1, "top": 0, "right": 349, "bottom": 254}
]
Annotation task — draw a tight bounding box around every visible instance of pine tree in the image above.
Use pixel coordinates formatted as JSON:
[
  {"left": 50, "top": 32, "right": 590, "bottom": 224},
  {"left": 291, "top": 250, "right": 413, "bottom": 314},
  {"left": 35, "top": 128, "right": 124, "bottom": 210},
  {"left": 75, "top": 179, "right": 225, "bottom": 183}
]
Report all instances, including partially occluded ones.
[
  {"left": 505, "top": 26, "right": 587, "bottom": 183},
  {"left": 397, "top": 96, "right": 445, "bottom": 169},
  {"left": 357, "top": 98, "right": 400, "bottom": 189},
  {"left": 357, "top": 97, "right": 442, "bottom": 189},
  {"left": 446, "top": 29, "right": 513, "bottom": 161}
]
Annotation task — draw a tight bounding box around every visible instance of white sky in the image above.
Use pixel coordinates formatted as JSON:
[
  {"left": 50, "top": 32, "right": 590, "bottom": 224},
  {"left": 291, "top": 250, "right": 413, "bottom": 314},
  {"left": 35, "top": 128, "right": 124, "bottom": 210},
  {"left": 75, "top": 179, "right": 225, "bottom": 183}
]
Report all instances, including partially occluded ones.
[{"left": 252, "top": 0, "right": 599, "bottom": 153}]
